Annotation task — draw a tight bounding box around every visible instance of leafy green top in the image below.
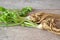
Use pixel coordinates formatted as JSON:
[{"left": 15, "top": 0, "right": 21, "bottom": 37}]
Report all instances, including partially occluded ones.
[{"left": 0, "top": 6, "right": 37, "bottom": 27}]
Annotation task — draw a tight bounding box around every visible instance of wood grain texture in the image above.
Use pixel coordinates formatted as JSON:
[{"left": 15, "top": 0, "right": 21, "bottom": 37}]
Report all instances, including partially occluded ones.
[{"left": 0, "top": 0, "right": 60, "bottom": 40}]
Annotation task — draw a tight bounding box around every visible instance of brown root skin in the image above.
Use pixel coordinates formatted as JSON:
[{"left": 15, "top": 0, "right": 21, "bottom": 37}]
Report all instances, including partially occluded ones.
[{"left": 30, "top": 12, "right": 60, "bottom": 35}]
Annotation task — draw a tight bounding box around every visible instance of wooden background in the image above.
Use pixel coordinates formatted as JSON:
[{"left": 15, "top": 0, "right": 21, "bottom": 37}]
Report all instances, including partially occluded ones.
[{"left": 0, "top": 0, "right": 60, "bottom": 40}]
